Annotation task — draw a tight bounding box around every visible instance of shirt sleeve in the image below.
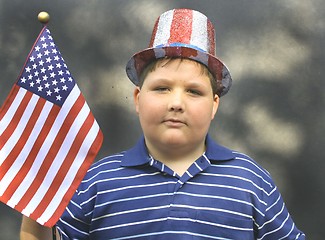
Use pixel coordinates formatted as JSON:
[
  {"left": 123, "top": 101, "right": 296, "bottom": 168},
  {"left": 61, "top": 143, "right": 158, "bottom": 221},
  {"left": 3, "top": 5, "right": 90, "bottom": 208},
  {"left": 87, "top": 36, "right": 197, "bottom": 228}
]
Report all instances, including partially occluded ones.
[
  {"left": 256, "top": 185, "right": 305, "bottom": 239},
  {"left": 55, "top": 189, "right": 91, "bottom": 240}
]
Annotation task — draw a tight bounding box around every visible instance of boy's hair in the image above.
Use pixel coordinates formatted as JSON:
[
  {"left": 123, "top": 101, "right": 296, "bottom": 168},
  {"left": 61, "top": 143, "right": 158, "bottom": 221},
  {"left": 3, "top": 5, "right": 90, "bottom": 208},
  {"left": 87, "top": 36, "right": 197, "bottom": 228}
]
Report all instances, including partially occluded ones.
[{"left": 139, "top": 57, "right": 218, "bottom": 97}]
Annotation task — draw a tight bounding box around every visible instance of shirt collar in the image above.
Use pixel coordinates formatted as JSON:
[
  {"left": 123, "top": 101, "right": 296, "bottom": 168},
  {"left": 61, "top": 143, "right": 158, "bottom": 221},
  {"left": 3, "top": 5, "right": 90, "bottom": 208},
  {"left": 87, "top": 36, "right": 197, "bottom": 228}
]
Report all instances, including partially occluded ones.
[
  {"left": 204, "top": 134, "right": 236, "bottom": 162},
  {"left": 121, "top": 134, "right": 235, "bottom": 167}
]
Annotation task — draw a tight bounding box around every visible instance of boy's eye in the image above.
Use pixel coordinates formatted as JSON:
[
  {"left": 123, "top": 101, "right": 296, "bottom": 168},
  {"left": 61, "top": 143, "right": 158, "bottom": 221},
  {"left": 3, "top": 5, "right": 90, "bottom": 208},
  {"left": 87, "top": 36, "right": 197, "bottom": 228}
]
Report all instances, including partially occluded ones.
[
  {"left": 187, "top": 89, "right": 202, "bottom": 95},
  {"left": 154, "top": 87, "right": 169, "bottom": 92}
]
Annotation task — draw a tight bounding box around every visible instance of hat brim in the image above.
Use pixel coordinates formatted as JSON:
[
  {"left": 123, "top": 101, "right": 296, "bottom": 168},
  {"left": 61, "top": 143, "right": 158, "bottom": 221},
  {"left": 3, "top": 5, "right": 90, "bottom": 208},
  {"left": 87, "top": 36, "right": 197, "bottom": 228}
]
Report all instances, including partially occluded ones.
[{"left": 126, "top": 45, "right": 232, "bottom": 96}]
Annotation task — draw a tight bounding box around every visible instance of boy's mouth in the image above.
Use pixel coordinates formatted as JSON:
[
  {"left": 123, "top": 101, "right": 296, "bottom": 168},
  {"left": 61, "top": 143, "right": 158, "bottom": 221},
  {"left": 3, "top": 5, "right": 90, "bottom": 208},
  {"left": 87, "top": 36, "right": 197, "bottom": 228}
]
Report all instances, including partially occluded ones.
[{"left": 163, "top": 118, "right": 186, "bottom": 127}]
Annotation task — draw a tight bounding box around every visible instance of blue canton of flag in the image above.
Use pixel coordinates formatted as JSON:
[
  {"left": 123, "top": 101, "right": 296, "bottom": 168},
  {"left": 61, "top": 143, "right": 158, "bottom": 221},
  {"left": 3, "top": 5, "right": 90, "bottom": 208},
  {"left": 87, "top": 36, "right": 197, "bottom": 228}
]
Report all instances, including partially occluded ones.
[{"left": 17, "top": 29, "right": 75, "bottom": 106}]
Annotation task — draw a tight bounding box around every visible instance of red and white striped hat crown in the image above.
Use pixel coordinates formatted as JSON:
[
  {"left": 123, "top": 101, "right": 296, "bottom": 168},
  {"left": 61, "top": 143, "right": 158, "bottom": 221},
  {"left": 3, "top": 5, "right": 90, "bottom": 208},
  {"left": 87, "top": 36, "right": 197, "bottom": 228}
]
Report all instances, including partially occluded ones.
[{"left": 126, "top": 9, "right": 232, "bottom": 97}]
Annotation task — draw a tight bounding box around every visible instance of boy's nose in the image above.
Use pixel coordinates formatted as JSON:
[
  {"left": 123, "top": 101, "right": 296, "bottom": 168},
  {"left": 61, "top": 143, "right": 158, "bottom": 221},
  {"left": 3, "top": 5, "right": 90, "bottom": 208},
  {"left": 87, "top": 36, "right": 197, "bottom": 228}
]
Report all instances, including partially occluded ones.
[{"left": 168, "top": 92, "right": 184, "bottom": 112}]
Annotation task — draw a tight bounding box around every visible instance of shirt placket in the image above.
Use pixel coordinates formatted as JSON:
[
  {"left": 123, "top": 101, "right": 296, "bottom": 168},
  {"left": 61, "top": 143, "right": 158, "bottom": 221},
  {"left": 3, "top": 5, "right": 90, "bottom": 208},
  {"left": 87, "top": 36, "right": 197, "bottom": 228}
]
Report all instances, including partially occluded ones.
[{"left": 164, "top": 156, "right": 212, "bottom": 231}]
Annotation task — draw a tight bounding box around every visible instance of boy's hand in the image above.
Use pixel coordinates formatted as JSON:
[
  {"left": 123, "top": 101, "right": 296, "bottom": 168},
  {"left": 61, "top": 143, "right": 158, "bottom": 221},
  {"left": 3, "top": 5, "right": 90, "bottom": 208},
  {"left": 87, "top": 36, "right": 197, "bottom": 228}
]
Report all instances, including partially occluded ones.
[{"left": 20, "top": 216, "right": 54, "bottom": 240}]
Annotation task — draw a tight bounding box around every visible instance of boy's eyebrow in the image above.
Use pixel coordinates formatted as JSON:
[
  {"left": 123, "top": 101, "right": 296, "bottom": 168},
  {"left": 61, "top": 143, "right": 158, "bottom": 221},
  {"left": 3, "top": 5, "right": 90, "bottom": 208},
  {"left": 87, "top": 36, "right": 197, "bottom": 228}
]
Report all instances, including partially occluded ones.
[
  {"left": 146, "top": 77, "right": 172, "bottom": 84},
  {"left": 147, "top": 77, "right": 209, "bottom": 89},
  {"left": 186, "top": 81, "right": 206, "bottom": 88}
]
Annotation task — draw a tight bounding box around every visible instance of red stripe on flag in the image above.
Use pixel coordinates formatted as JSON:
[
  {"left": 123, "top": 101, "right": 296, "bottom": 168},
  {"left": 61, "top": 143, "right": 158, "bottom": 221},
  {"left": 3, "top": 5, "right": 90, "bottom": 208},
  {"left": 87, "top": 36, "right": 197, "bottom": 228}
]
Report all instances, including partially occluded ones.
[
  {"left": 0, "top": 104, "right": 60, "bottom": 203},
  {"left": 0, "top": 85, "right": 21, "bottom": 121},
  {"left": 0, "top": 98, "right": 46, "bottom": 182},
  {"left": 0, "top": 90, "right": 33, "bottom": 151},
  {"left": 45, "top": 129, "right": 103, "bottom": 227},
  {"left": 168, "top": 10, "right": 193, "bottom": 45},
  {"left": 30, "top": 112, "right": 95, "bottom": 220},
  {"left": 15, "top": 93, "right": 85, "bottom": 212}
]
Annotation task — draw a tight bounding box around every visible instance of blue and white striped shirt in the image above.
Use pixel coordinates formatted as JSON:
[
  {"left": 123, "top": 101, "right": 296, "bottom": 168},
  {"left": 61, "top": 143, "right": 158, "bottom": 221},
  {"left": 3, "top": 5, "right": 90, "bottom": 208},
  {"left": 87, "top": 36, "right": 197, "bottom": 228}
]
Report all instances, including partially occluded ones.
[{"left": 56, "top": 135, "right": 305, "bottom": 239}]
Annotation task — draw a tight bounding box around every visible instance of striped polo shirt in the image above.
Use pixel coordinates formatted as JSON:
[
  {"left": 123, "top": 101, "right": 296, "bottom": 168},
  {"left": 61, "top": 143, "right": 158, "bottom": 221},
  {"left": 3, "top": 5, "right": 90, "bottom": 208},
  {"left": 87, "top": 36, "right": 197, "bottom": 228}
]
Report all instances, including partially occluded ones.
[{"left": 56, "top": 135, "right": 305, "bottom": 239}]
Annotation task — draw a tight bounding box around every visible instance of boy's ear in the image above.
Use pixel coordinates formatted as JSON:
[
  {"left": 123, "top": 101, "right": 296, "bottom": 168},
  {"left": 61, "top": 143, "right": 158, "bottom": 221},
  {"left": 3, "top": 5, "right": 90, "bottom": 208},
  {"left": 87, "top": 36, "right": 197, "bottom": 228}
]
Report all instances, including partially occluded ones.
[
  {"left": 211, "top": 94, "right": 220, "bottom": 120},
  {"left": 133, "top": 87, "right": 141, "bottom": 114}
]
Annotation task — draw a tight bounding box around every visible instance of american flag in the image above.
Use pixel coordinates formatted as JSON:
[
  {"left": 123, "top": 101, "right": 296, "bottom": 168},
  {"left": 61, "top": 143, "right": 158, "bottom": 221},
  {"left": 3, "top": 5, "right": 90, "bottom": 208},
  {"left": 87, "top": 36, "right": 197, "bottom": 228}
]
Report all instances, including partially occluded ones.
[{"left": 0, "top": 26, "right": 103, "bottom": 227}]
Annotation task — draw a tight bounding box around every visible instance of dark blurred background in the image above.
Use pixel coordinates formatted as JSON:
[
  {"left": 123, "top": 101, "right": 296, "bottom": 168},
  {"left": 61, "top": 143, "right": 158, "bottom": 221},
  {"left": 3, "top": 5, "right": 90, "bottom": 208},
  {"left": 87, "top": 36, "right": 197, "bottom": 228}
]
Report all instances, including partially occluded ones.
[{"left": 0, "top": 0, "right": 323, "bottom": 239}]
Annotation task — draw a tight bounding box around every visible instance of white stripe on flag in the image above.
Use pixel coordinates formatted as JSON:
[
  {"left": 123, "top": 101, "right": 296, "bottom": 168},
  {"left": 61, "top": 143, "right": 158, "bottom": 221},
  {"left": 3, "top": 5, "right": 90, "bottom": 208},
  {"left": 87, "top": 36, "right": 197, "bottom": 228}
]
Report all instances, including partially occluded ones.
[
  {"left": 0, "top": 100, "right": 53, "bottom": 197},
  {"left": 22, "top": 86, "right": 88, "bottom": 215},
  {"left": 7, "top": 85, "right": 80, "bottom": 208},
  {"left": 37, "top": 121, "right": 100, "bottom": 224},
  {"left": 0, "top": 88, "right": 27, "bottom": 136},
  {"left": 0, "top": 93, "right": 39, "bottom": 166}
]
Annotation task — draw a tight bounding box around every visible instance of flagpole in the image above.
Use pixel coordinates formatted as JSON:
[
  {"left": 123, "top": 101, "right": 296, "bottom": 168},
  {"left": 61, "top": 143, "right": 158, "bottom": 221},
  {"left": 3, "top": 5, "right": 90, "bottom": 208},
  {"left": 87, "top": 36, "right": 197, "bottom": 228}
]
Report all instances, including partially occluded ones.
[{"left": 38, "top": 10, "right": 57, "bottom": 240}]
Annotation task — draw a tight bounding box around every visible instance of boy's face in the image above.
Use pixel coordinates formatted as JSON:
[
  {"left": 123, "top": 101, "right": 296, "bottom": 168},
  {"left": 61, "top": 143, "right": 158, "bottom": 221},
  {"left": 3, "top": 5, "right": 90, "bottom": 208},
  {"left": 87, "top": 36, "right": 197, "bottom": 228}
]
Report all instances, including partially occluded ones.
[{"left": 134, "top": 58, "right": 219, "bottom": 155}]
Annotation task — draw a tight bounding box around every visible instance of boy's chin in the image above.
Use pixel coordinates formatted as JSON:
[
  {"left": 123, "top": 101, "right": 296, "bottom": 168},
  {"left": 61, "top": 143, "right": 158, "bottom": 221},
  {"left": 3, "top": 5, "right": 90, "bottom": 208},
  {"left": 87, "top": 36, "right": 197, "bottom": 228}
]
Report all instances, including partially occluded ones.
[{"left": 158, "top": 133, "right": 195, "bottom": 147}]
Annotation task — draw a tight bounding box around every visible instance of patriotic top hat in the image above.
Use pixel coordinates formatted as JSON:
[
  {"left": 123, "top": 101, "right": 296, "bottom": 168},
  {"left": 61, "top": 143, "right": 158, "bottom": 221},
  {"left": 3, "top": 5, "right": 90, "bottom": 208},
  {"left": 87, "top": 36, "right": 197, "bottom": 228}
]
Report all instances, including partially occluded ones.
[{"left": 126, "top": 8, "right": 232, "bottom": 97}]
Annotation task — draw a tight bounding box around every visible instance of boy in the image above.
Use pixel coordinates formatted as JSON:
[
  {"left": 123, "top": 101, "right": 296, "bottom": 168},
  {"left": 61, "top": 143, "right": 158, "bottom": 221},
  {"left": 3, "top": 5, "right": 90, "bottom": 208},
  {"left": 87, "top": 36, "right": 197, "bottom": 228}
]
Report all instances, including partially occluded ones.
[{"left": 21, "top": 8, "right": 305, "bottom": 239}]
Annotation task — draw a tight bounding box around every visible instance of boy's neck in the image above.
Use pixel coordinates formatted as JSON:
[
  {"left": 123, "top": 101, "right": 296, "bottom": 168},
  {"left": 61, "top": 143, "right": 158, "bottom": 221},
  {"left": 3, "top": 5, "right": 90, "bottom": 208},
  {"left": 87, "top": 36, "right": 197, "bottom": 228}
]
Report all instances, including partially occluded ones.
[
  {"left": 159, "top": 156, "right": 197, "bottom": 177},
  {"left": 146, "top": 141, "right": 206, "bottom": 176}
]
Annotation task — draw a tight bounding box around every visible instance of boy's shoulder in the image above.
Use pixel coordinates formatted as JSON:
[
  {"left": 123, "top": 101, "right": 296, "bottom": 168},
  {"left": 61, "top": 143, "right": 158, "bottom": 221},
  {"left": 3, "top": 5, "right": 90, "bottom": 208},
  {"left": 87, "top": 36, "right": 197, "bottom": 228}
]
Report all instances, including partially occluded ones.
[
  {"left": 81, "top": 151, "right": 126, "bottom": 182},
  {"left": 225, "top": 150, "right": 271, "bottom": 177},
  {"left": 205, "top": 136, "right": 275, "bottom": 189},
  {"left": 208, "top": 149, "right": 276, "bottom": 191}
]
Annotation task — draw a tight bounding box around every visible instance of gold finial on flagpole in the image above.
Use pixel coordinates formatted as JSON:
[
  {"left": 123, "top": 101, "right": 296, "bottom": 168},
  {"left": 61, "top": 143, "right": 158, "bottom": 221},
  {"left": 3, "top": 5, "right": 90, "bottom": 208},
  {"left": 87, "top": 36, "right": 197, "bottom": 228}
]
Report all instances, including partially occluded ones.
[{"left": 38, "top": 11, "right": 50, "bottom": 24}]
